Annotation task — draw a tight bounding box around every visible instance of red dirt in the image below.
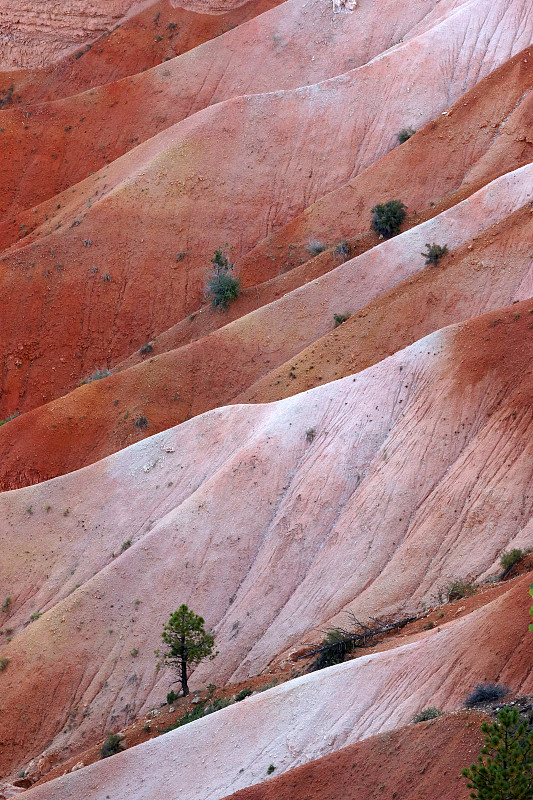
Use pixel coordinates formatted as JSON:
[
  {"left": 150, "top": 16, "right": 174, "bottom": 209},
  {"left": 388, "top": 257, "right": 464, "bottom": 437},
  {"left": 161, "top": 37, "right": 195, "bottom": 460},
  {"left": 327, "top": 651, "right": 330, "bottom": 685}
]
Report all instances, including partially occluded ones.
[{"left": 222, "top": 710, "right": 487, "bottom": 800}]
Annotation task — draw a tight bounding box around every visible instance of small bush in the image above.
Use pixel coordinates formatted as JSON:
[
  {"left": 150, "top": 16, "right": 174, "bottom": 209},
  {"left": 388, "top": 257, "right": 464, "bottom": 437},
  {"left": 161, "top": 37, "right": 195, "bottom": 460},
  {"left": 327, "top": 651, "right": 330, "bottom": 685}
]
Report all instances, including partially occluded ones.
[
  {"left": 140, "top": 343, "right": 153, "bottom": 355},
  {"left": 0, "top": 413, "right": 19, "bottom": 427},
  {"left": 412, "top": 707, "right": 442, "bottom": 723},
  {"left": 134, "top": 415, "right": 148, "bottom": 430},
  {"left": 78, "top": 368, "right": 111, "bottom": 386},
  {"left": 121, "top": 540, "right": 132, "bottom": 551},
  {"left": 130, "top": 648, "right": 139, "bottom": 658},
  {"left": 371, "top": 200, "right": 407, "bottom": 238},
  {"left": 267, "top": 764, "right": 276, "bottom": 775},
  {"left": 206, "top": 696, "right": 233, "bottom": 713},
  {"left": 500, "top": 548, "right": 525, "bottom": 572},
  {"left": 422, "top": 243, "right": 448, "bottom": 265},
  {"left": 445, "top": 579, "right": 477, "bottom": 602},
  {"left": 236, "top": 688, "right": 253, "bottom": 702},
  {"left": 306, "top": 238, "right": 327, "bottom": 257},
  {"left": 100, "top": 732, "right": 122, "bottom": 759},
  {"left": 158, "top": 702, "right": 208, "bottom": 733},
  {"left": 205, "top": 247, "right": 240, "bottom": 311},
  {"left": 333, "top": 313, "right": 350, "bottom": 327},
  {"left": 397, "top": 127, "right": 415, "bottom": 144},
  {"left": 166, "top": 689, "right": 178, "bottom": 705},
  {"left": 2, "top": 596, "right": 11, "bottom": 613},
  {"left": 465, "top": 682, "right": 509, "bottom": 708},
  {"left": 306, "top": 428, "right": 316, "bottom": 443},
  {"left": 313, "top": 629, "right": 352, "bottom": 670},
  {"left": 0, "top": 657, "right": 9, "bottom": 672},
  {"left": 334, "top": 240, "right": 352, "bottom": 261}
]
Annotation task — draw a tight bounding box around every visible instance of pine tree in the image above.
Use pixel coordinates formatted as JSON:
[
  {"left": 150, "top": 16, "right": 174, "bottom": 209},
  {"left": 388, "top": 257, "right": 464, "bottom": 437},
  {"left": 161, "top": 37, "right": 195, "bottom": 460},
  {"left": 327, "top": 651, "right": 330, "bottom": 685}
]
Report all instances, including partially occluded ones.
[
  {"left": 155, "top": 605, "right": 217, "bottom": 696},
  {"left": 462, "top": 706, "right": 533, "bottom": 800}
]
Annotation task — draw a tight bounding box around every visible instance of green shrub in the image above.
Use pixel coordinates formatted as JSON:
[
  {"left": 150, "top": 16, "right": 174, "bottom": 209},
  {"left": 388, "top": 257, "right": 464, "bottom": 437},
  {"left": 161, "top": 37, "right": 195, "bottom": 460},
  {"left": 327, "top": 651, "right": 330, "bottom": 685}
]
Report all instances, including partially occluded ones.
[
  {"left": 140, "top": 343, "right": 153, "bottom": 355},
  {"left": 100, "top": 732, "right": 122, "bottom": 759},
  {"left": 397, "top": 127, "right": 415, "bottom": 144},
  {"left": 445, "top": 579, "right": 477, "bottom": 602},
  {"left": 0, "top": 413, "right": 19, "bottom": 427},
  {"left": 121, "top": 540, "right": 132, "bottom": 552},
  {"left": 205, "top": 247, "right": 240, "bottom": 311},
  {"left": 465, "top": 683, "right": 509, "bottom": 708},
  {"left": 422, "top": 243, "right": 448, "bottom": 265},
  {"left": 500, "top": 548, "right": 525, "bottom": 572},
  {"left": 134, "top": 415, "right": 148, "bottom": 430},
  {"left": 333, "top": 313, "right": 350, "bottom": 327},
  {"left": 267, "top": 764, "right": 276, "bottom": 775},
  {"left": 0, "top": 657, "right": 9, "bottom": 672},
  {"left": 236, "top": 688, "right": 253, "bottom": 702},
  {"left": 166, "top": 689, "right": 178, "bottom": 705},
  {"left": 306, "top": 238, "right": 327, "bottom": 257},
  {"left": 371, "top": 200, "right": 407, "bottom": 238},
  {"left": 412, "top": 707, "right": 442, "bottom": 723},
  {"left": 1, "top": 597, "right": 11, "bottom": 613}
]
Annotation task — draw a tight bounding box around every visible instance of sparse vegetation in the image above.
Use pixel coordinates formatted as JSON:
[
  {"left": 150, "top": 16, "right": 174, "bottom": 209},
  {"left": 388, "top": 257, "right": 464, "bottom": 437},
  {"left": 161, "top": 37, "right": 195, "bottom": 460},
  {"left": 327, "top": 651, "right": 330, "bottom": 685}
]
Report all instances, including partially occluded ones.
[
  {"left": 0, "top": 657, "right": 9, "bottom": 672},
  {"left": 444, "top": 579, "right": 477, "bottom": 602},
  {"left": 130, "top": 648, "right": 139, "bottom": 658},
  {"left": 306, "top": 238, "right": 327, "bottom": 257},
  {"left": 397, "top": 127, "right": 415, "bottom": 143},
  {"left": 2, "top": 596, "right": 11, "bottom": 613},
  {"left": 78, "top": 368, "right": 111, "bottom": 386},
  {"left": 465, "top": 683, "right": 509, "bottom": 708},
  {"left": 100, "top": 732, "right": 122, "bottom": 759},
  {"left": 267, "top": 764, "right": 276, "bottom": 775},
  {"left": 140, "top": 343, "right": 153, "bottom": 355},
  {"left": 422, "top": 242, "right": 448, "bottom": 265},
  {"left": 121, "top": 540, "right": 132, "bottom": 552},
  {"left": 236, "top": 687, "right": 253, "bottom": 701},
  {"left": 155, "top": 605, "right": 217, "bottom": 696},
  {"left": 500, "top": 548, "right": 526, "bottom": 573},
  {"left": 0, "top": 413, "right": 19, "bottom": 427},
  {"left": 462, "top": 706, "right": 533, "bottom": 799},
  {"left": 166, "top": 690, "right": 178, "bottom": 705},
  {"left": 333, "top": 313, "right": 350, "bottom": 327},
  {"left": 371, "top": 200, "right": 407, "bottom": 238},
  {"left": 134, "top": 415, "right": 148, "bottom": 430},
  {"left": 334, "top": 240, "right": 352, "bottom": 261},
  {"left": 205, "top": 247, "right": 241, "bottom": 311},
  {"left": 306, "top": 428, "right": 316, "bottom": 443},
  {"left": 412, "top": 707, "right": 442, "bottom": 723}
]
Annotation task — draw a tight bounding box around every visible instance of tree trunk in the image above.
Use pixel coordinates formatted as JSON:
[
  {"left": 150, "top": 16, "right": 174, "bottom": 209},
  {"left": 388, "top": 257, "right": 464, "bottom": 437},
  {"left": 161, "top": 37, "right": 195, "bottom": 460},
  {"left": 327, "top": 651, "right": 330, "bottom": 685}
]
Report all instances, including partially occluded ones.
[{"left": 181, "top": 655, "right": 189, "bottom": 696}]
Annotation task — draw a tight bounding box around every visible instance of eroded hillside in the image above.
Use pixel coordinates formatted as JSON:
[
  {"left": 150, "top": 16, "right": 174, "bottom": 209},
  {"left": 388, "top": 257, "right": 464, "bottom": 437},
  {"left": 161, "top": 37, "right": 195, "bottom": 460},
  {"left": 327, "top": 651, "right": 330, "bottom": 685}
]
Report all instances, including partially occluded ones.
[{"left": 0, "top": 0, "right": 532, "bottom": 797}]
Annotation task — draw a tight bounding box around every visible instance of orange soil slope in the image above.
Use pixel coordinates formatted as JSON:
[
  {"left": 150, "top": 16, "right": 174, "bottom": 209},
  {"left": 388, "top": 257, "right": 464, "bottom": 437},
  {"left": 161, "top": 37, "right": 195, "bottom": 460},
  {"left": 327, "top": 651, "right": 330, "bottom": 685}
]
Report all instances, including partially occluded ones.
[
  {"left": 0, "top": 305, "right": 532, "bottom": 776},
  {"left": 0, "top": 0, "right": 283, "bottom": 107},
  {"left": 0, "top": 20, "right": 532, "bottom": 425},
  {"left": 0, "top": 0, "right": 484, "bottom": 219},
  {"left": 0, "top": 167, "right": 531, "bottom": 489},
  {"left": 224, "top": 711, "right": 487, "bottom": 800},
  {"left": 14, "top": 576, "right": 533, "bottom": 798},
  {"left": 236, "top": 44, "right": 533, "bottom": 278}
]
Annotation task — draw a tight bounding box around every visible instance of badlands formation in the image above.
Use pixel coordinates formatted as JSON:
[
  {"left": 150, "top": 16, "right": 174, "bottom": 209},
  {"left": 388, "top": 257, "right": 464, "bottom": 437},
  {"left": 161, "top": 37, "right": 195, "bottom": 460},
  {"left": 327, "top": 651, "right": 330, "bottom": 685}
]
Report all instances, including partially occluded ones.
[{"left": 0, "top": 0, "right": 532, "bottom": 797}]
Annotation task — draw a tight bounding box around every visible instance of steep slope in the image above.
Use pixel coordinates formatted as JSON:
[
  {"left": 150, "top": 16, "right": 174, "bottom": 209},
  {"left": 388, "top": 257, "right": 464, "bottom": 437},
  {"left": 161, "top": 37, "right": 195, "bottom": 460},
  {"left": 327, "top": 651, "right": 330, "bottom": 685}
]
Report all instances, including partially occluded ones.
[
  {"left": 0, "top": 0, "right": 148, "bottom": 70},
  {"left": 0, "top": 302, "right": 531, "bottom": 774},
  {"left": 223, "top": 710, "right": 487, "bottom": 800},
  {"left": 0, "top": 0, "right": 283, "bottom": 107},
  {"left": 0, "top": 163, "right": 531, "bottom": 488},
  {"left": 1, "top": 30, "right": 532, "bottom": 426},
  {"left": 4, "top": 0, "right": 524, "bottom": 219},
  {"left": 17, "top": 576, "right": 533, "bottom": 799}
]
